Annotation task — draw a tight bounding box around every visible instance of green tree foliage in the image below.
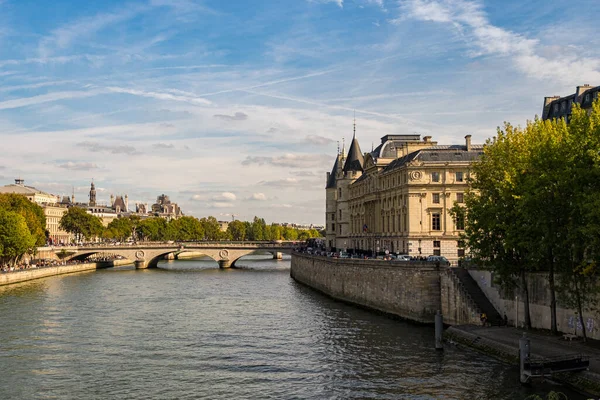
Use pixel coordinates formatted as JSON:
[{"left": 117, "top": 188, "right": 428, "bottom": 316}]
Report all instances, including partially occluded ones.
[
  {"left": 0, "top": 193, "right": 46, "bottom": 246},
  {"left": 249, "top": 216, "right": 266, "bottom": 241},
  {"left": 0, "top": 209, "right": 36, "bottom": 266},
  {"left": 137, "top": 217, "right": 168, "bottom": 241},
  {"left": 227, "top": 220, "right": 247, "bottom": 241},
  {"left": 105, "top": 217, "right": 134, "bottom": 242},
  {"left": 200, "top": 216, "right": 222, "bottom": 240},
  {"left": 167, "top": 216, "right": 204, "bottom": 241},
  {"left": 59, "top": 207, "right": 104, "bottom": 242},
  {"left": 458, "top": 99, "right": 600, "bottom": 336}
]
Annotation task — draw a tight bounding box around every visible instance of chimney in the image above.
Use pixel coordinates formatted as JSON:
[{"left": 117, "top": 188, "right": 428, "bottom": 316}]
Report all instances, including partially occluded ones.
[
  {"left": 465, "top": 135, "right": 472, "bottom": 151},
  {"left": 14, "top": 178, "right": 24, "bottom": 186},
  {"left": 576, "top": 84, "right": 592, "bottom": 100},
  {"left": 423, "top": 136, "right": 432, "bottom": 143},
  {"left": 327, "top": 171, "right": 330, "bottom": 182},
  {"left": 542, "top": 96, "right": 561, "bottom": 120}
]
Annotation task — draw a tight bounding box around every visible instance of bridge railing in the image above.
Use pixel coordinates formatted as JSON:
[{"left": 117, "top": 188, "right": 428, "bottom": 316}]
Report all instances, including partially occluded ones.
[{"left": 48, "top": 241, "right": 299, "bottom": 250}]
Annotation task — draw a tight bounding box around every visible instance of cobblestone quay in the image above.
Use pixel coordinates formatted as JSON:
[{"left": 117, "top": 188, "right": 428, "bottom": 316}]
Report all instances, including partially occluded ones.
[{"left": 291, "top": 253, "right": 441, "bottom": 323}]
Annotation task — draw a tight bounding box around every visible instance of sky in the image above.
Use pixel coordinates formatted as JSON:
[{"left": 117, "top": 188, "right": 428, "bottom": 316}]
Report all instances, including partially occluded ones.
[{"left": 0, "top": 0, "right": 598, "bottom": 224}]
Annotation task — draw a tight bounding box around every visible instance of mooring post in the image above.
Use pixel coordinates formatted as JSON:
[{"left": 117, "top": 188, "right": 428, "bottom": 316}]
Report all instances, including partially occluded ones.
[
  {"left": 519, "top": 333, "right": 530, "bottom": 384},
  {"left": 435, "top": 310, "right": 444, "bottom": 351}
]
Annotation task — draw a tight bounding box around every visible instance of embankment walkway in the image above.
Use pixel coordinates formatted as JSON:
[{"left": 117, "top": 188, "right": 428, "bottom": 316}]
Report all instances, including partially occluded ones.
[
  {"left": 0, "top": 260, "right": 131, "bottom": 286},
  {"left": 446, "top": 325, "right": 600, "bottom": 394}
]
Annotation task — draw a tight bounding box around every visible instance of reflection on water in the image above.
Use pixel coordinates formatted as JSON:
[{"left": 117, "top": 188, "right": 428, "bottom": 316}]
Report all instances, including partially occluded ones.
[{"left": 0, "top": 255, "right": 586, "bottom": 399}]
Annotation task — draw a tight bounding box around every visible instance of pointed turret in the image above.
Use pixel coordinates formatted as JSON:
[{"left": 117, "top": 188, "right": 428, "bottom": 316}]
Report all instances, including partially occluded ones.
[
  {"left": 326, "top": 155, "right": 340, "bottom": 189},
  {"left": 343, "top": 131, "right": 364, "bottom": 173}
]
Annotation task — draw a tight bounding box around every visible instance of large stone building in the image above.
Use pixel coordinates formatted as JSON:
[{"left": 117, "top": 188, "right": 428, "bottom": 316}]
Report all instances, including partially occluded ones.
[
  {"left": 326, "top": 132, "right": 482, "bottom": 263},
  {"left": 542, "top": 84, "right": 599, "bottom": 121}
]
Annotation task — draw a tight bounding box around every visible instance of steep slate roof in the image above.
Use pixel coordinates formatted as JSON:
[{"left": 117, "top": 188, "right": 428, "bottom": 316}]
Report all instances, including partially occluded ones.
[
  {"left": 343, "top": 136, "right": 364, "bottom": 172},
  {"left": 382, "top": 145, "right": 483, "bottom": 174},
  {"left": 325, "top": 156, "right": 339, "bottom": 189}
]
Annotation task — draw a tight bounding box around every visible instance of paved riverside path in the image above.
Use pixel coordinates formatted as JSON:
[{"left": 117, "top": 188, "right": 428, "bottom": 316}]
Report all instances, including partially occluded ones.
[{"left": 448, "top": 325, "right": 600, "bottom": 376}]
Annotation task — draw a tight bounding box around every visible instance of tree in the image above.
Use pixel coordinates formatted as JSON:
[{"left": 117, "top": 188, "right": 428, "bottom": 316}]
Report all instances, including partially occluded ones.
[
  {"left": 137, "top": 217, "right": 168, "bottom": 241},
  {"left": 60, "top": 207, "right": 104, "bottom": 242},
  {"left": 200, "top": 216, "right": 221, "bottom": 240},
  {"left": 458, "top": 99, "right": 600, "bottom": 335},
  {"left": 106, "top": 217, "right": 133, "bottom": 242},
  {"left": 227, "top": 220, "right": 247, "bottom": 241},
  {"left": 0, "top": 193, "right": 46, "bottom": 246},
  {"left": 456, "top": 123, "right": 537, "bottom": 329},
  {"left": 167, "top": 216, "right": 204, "bottom": 241},
  {"left": 0, "top": 209, "right": 36, "bottom": 266},
  {"left": 249, "top": 216, "right": 265, "bottom": 241}
]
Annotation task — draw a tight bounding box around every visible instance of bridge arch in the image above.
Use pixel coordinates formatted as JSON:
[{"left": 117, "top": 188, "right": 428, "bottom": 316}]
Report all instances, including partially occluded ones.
[{"left": 55, "top": 243, "right": 295, "bottom": 270}]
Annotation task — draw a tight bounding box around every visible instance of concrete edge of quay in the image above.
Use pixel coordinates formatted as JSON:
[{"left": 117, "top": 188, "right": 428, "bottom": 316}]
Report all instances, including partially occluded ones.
[
  {"left": 0, "top": 259, "right": 133, "bottom": 286},
  {"left": 445, "top": 326, "right": 600, "bottom": 396}
]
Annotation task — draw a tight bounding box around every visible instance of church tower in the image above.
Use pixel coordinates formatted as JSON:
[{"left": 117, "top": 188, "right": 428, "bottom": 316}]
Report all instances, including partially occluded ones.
[{"left": 89, "top": 181, "right": 97, "bottom": 207}]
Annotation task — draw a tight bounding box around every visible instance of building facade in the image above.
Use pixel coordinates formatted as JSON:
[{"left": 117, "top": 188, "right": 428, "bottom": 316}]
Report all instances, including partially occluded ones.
[
  {"left": 542, "top": 84, "right": 599, "bottom": 121},
  {"left": 326, "top": 133, "right": 482, "bottom": 263}
]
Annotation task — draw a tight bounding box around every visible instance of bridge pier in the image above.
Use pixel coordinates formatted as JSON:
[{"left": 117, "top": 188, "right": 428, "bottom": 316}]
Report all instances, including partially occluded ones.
[
  {"left": 218, "top": 259, "right": 231, "bottom": 269},
  {"left": 135, "top": 260, "right": 148, "bottom": 269},
  {"left": 273, "top": 252, "right": 283, "bottom": 260}
]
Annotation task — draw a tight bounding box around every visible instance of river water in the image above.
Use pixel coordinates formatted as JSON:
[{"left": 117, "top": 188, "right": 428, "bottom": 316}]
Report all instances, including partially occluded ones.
[{"left": 0, "top": 255, "right": 586, "bottom": 400}]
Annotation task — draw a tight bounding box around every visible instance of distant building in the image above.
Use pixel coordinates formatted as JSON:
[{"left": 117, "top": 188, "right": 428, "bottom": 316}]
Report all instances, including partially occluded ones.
[
  {"left": 542, "top": 84, "right": 599, "bottom": 121},
  {"left": 218, "top": 220, "right": 229, "bottom": 232},
  {"left": 0, "top": 178, "right": 59, "bottom": 205},
  {"left": 151, "top": 194, "right": 182, "bottom": 220}
]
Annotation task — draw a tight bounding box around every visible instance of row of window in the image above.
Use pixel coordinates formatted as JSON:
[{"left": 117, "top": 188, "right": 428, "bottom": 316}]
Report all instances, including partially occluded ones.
[
  {"left": 432, "top": 192, "right": 464, "bottom": 204},
  {"left": 349, "top": 170, "right": 468, "bottom": 199}
]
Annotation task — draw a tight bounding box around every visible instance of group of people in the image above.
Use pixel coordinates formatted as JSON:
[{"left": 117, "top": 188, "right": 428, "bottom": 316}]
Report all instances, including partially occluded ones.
[{"left": 2, "top": 258, "right": 88, "bottom": 273}]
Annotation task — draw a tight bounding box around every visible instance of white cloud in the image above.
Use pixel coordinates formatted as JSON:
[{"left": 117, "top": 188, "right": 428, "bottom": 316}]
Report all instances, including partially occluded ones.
[
  {"left": 308, "top": 0, "right": 344, "bottom": 8},
  {"left": 242, "top": 153, "right": 331, "bottom": 169},
  {"left": 0, "top": 90, "right": 105, "bottom": 110},
  {"left": 398, "top": 0, "right": 600, "bottom": 84},
  {"left": 305, "top": 135, "right": 335, "bottom": 145},
  {"left": 58, "top": 162, "right": 99, "bottom": 171},
  {"left": 214, "top": 111, "right": 248, "bottom": 121},
  {"left": 107, "top": 87, "right": 212, "bottom": 106},
  {"left": 247, "top": 192, "right": 267, "bottom": 201},
  {"left": 209, "top": 202, "right": 234, "bottom": 208},
  {"left": 212, "top": 192, "right": 237, "bottom": 201}
]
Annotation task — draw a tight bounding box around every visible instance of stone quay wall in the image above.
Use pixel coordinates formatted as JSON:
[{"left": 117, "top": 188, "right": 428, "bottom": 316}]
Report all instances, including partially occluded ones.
[
  {"left": 291, "top": 254, "right": 442, "bottom": 323},
  {"left": 468, "top": 269, "right": 600, "bottom": 340},
  {"left": 0, "top": 263, "right": 99, "bottom": 286}
]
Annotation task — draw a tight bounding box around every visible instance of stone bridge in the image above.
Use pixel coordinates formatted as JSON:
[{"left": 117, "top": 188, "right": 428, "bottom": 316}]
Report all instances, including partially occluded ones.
[{"left": 53, "top": 242, "right": 296, "bottom": 269}]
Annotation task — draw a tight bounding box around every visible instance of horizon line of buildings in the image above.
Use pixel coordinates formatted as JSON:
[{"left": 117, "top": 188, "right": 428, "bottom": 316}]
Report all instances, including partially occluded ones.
[{"left": 0, "top": 179, "right": 183, "bottom": 244}]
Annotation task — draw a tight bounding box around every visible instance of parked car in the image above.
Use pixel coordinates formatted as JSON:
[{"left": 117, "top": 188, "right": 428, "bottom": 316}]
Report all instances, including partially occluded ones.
[
  {"left": 426, "top": 255, "right": 450, "bottom": 266},
  {"left": 395, "top": 254, "right": 411, "bottom": 262}
]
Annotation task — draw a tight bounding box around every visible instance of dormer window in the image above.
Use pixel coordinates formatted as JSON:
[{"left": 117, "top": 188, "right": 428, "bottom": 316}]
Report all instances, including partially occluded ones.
[{"left": 585, "top": 93, "right": 591, "bottom": 103}]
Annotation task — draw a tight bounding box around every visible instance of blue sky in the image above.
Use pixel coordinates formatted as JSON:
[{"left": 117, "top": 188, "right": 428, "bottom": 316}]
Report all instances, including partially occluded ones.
[{"left": 1, "top": 0, "right": 598, "bottom": 224}]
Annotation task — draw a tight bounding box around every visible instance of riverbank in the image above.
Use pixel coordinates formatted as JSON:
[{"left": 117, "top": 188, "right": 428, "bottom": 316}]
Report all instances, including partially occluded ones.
[
  {"left": 0, "top": 259, "right": 132, "bottom": 286},
  {"left": 445, "top": 325, "right": 600, "bottom": 396}
]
